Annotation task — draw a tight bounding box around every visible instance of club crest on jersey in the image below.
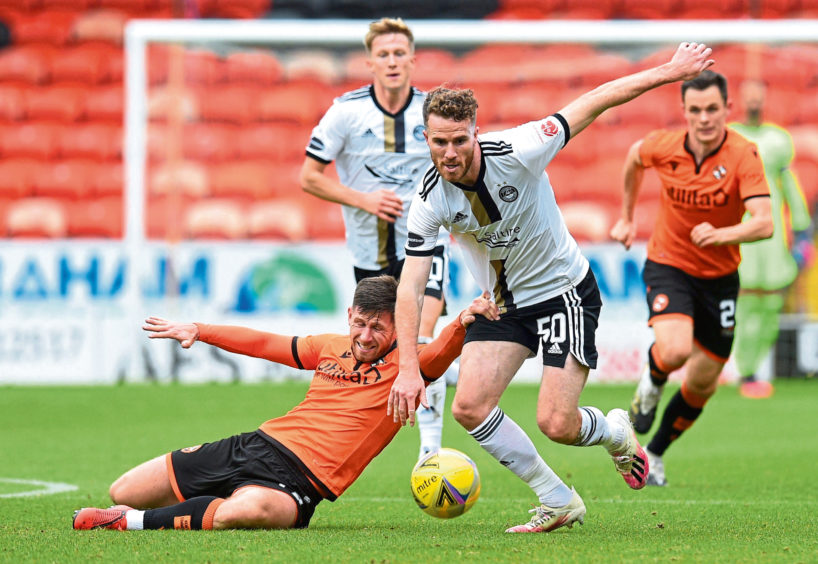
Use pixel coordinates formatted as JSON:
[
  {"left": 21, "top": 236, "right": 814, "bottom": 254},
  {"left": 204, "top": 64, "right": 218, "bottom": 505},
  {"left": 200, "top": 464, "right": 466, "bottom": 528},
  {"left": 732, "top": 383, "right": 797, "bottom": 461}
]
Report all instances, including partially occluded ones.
[
  {"left": 713, "top": 165, "right": 727, "bottom": 179},
  {"left": 497, "top": 184, "right": 519, "bottom": 202},
  {"left": 540, "top": 120, "right": 558, "bottom": 137},
  {"left": 413, "top": 125, "right": 425, "bottom": 141}
]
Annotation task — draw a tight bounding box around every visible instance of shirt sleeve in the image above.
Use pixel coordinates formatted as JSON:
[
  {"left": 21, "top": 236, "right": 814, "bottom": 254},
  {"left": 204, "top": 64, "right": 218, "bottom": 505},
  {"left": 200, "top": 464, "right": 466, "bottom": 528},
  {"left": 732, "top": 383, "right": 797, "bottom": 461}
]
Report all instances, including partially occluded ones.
[
  {"left": 305, "top": 100, "right": 347, "bottom": 164},
  {"left": 638, "top": 130, "right": 665, "bottom": 168},
  {"left": 194, "top": 323, "right": 335, "bottom": 370},
  {"left": 737, "top": 142, "right": 770, "bottom": 201},
  {"left": 417, "top": 316, "right": 466, "bottom": 381},
  {"left": 405, "top": 187, "right": 444, "bottom": 257},
  {"left": 497, "top": 114, "right": 569, "bottom": 176}
]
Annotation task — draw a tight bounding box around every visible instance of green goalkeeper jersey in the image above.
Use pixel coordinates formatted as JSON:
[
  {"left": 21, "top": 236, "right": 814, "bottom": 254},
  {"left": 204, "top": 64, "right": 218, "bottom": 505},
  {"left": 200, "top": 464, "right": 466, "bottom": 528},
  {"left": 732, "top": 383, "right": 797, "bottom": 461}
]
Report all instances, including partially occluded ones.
[{"left": 729, "top": 121, "right": 811, "bottom": 290}]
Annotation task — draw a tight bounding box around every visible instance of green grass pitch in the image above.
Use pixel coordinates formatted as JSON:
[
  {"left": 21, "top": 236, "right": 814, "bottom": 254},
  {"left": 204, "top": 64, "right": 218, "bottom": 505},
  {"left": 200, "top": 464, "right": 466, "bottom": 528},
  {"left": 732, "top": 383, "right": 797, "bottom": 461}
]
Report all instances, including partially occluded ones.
[{"left": 1, "top": 379, "right": 816, "bottom": 563}]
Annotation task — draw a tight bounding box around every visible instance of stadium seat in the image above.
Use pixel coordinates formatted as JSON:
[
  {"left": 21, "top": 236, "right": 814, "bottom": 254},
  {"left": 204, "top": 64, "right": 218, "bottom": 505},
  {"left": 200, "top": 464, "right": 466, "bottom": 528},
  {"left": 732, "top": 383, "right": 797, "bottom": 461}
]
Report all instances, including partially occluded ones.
[
  {"left": 67, "top": 195, "right": 123, "bottom": 238},
  {"left": 459, "top": 44, "right": 542, "bottom": 84},
  {"left": 147, "top": 44, "right": 170, "bottom": 85},
  {"left": 235, "top": 122, "right": 312, "bottom": 163},
  {"left": 148, "top": 86, "right": 198, "bottom": 122},
  {"left": 284, "top": 49, "right": 342, "bottom": 84},
  {"left": 71, "top": 8, "right": 127, "bottom": 44},
  {"left": 10, "top": 9, "right": 78, "bottom": 45},
  {"left": 83, "top": 84, "right": 124, "bottom": 122},
  {"left": 413, "top": 48, "right": 459, "bottom": 88},
  {"left": 0, "top": 44, "right": 56, "bottom": 84},
  {"left": 181, "top": 123, "right": 239, "bottom": 162},
  {"left": 182, "top": 49, "right": 224, "bottom": 85},
  {"left": 0, "top": 158, "right": 39, "bottom": 198},
  {"left": 560, "top": 200, "right": 612, "bottom": 243},
  {"left": 633, "top": 196, "right": 662, "bottom": 241},
  {"left": 149, "top": 160, "right": 209, "bottom": 198},
  {"left": 5, "top": 197, "right": 68, "bottom": 238},
  {"left": 255, "top": 82, "right": 329, "bottom": 125},
  {"left": 209, "top": 160, "right": 277, "bottom": 200},
  {"left": 1, "top": 121, "right": 62, "bottom": 159},
  {"left": 184, "top": 198, "right": 248, "bottom": 239},
  {"left": 247, "top": 198, "right": 308, "bottom": 241},
  {"left": 618, "top": 0, "right": 677, "bottom": 19},
  {"left": 145, "top": 194, "right": 189, "bottom": 240},
  {"left": 24, "top": 84, "right": 87, "bottom": 122},
  {"left": 31, "top": 159, "right": 96, "bottom": 200},
  {"left": 92, "top": 160, "right": 123, "bottom": 197},
  {"left": 50, "top": 42, "right": 123, "bottom": 84},
  {"left": 303, "top": 198, "right": 346, "bottom": 240},
  {"left": 60, "top": 122, "right": 122, "bottom": 160},
  {"left": 197, "top": 85, "right": 257, "bottom": 123},
  {"left": 224, "top": 50, "right": 284, "bottom": 85},
  {"left": 0, "top": 83, "right": 28, "bottom": 121},
  {"left": 342, "top": 51, "right": 370, "bottom": 84}
]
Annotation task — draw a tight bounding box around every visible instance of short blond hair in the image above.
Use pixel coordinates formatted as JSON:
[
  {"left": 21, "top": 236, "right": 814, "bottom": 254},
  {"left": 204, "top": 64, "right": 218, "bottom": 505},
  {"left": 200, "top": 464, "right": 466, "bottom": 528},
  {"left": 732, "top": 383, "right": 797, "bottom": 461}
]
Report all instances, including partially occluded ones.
[
  {"left": 364, "top": 17, "right": 414, "bottom": 52},
  {"left": 423, "top": 86, "right": 478, "bottom": 126}
]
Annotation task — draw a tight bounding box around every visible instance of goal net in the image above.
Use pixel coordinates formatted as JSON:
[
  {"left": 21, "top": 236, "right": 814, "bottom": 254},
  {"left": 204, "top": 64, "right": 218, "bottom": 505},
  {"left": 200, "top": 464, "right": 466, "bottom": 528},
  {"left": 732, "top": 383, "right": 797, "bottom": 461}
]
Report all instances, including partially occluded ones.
[{"left": 123, "top": 19, "right": 818, "bottom": 382}]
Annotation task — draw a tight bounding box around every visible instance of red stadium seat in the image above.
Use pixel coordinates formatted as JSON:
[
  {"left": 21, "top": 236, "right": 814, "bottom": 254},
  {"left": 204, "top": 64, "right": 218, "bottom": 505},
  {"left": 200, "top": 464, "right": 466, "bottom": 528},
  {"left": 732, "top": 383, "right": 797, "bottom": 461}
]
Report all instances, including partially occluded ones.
[
  {"left": 1, "top": 121, "right": 62, "bottom": 159},
  {"left": 413, "top": 49, "right": 459, "bottom": 88},
  {"left": 0, "top": 84, "right": 28, "bottom": 121},
  {"left": 284, "top": 49, "right": 342, "bottom": 84},
  {"left": 60, "top": 122, "right": 122, "bottom": 160},
  {"left": 83, "top": 84, "right": 124, "bottom": 122},
  {"left": 235, "top": 123, "right": 312, "bottom": 163},
  {"left": 148, "top": 160, "right": 209, "bottom": 198},
  {"left": 560, "top": 201, "right": 612, "bottom": 243},
  {"left": 633, "top": 196, "right": 662, "bottom": 241},
  {"left": 209, "top": 160, "right": 277, "bottom": 200},
  {"left": 182, "top": 49, "right": 224, "bottom": 85},
  {"left": 181, "top": 123, "right": 239, "bottom": 162},
  {"left": 10, "top": 10, "right": 78, "bottom": 45},
  {"left": 0, "top": 158, "right": 39, "bottom": 198},
  {"left": 197, "top": 85, "right": 257, "bottom": 123},
  {"left": 247, "top": 199, "right": 308, "bottom": 241},
  {"left": 0, "top": 44, "right": 56, "bottom": 84},
  {"left": 6, "top": 197, "right": 68, "bottom": 238},
  {"left": 145, "top": 194, "right": 191, "bottom": 240},
  {"left": 24, "top": 84, "right": 87, "bottom": 122},
  {"left": 71, "top": 8, "right": 127, "bottom": 44},
  {"left": 67, "top": 195, "right": 123, "bottom": 238},
  {"left": 92, "top": 160, "right": 123, "bottom": 196},
  {"left": 224, "top": 50, "right": 284, "bottom": 86},
  {"left": 304, "top": 198, "right": 346, "bottom": 241},
  {"left": 50, "top": 42, "right": 123, "bottom": 84},
  {"left": 148, "top": 86, "right": 199, "bottom": 122},
  {"left": 31, "top": 159, "right": 96, "bottom": 200},
  {"left": 184, "top": 199, "right": 248, "bottom": 239},
  {"left": 255, "top": 82, "right": 329, "bottom": 125}
]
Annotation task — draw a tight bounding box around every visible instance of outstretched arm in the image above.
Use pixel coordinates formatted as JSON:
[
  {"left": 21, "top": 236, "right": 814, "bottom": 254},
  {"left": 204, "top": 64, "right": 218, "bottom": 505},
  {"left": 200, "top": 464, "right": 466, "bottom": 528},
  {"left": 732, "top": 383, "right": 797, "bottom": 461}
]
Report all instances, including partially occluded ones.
[
  {"left": 300, "top": 157, "right": 404, "bottom": 223},
  {"left": 610, "top": 140, "right": 646, "bottom": 250},
  {"left": 559, "top": 42, "right": 714, "bottom": 138},
  {"left": 143, "top": 317, "right": 199, "bottom": 348}
]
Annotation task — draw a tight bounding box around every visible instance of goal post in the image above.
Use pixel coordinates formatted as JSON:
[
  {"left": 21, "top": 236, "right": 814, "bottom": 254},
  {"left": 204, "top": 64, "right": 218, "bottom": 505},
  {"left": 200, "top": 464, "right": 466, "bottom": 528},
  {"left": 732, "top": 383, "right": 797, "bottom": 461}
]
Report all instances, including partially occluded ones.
[{"left": 122, "top": 18, "right": 818, "bottom": 382}]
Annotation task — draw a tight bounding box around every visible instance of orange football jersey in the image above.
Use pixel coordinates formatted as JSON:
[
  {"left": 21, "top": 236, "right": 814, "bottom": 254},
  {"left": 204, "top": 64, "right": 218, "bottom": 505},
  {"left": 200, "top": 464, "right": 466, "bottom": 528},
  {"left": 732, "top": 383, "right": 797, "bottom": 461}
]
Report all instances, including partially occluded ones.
[
  {"left": 640, "top": 129, "right": 769, "bottom": 278},
  {"left": 195, "top": 317, "right": 465, "bottom": 499}
]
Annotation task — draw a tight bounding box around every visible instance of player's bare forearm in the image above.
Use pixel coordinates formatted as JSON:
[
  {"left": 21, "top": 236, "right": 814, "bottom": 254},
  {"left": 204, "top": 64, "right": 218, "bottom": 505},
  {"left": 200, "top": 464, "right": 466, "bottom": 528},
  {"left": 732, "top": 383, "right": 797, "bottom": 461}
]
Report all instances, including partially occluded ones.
[
  {"left": 560, "top": 42, "right": 713, "bottom": 136},
  {"left": 300, "top": 159, "right": 361, "bottom": 207}
]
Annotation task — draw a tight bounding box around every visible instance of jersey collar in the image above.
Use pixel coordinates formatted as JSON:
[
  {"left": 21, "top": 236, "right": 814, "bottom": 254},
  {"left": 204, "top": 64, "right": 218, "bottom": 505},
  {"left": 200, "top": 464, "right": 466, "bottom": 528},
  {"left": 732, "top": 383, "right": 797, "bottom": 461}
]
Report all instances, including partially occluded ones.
[{"left": 370, "top": 84, "right": 415, "bottom": 118}]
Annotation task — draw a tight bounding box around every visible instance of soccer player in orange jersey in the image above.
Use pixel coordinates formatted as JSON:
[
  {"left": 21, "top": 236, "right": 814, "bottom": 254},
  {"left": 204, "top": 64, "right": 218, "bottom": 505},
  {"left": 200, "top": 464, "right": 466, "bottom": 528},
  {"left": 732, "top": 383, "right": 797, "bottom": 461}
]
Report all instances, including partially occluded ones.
[
  {"left": 72, "top": 276, "right": 498, "bottom": 531},
  {"left": 610, "top": 70, "right": 774, "bottom": 486}
]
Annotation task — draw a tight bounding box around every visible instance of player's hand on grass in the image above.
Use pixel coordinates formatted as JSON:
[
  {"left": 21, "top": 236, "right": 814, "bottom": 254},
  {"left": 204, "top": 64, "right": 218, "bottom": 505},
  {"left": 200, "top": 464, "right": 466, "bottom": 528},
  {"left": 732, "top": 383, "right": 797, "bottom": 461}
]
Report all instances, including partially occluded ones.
[
  {"left": 361, "top": 189, "right": 404, "bottom": 223},
  {"left": 459, "top": 292, "right": 500, "bottom": 327},
  {"left": 143, "top": 316, "right": 200, "bottom": 348},
  {"left": 610, "top": 218, "right": 637, "bottom": 250},
  {"left": 667, "top": 42, "right": 714, "bottom": 81}
]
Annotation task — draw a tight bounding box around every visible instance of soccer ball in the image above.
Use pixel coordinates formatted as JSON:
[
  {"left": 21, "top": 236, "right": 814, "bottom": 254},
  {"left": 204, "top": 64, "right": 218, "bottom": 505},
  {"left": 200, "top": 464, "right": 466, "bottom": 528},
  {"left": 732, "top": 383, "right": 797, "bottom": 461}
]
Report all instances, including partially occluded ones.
[{"left": 410, "top": 448, "right": 481, "bottom": 519}]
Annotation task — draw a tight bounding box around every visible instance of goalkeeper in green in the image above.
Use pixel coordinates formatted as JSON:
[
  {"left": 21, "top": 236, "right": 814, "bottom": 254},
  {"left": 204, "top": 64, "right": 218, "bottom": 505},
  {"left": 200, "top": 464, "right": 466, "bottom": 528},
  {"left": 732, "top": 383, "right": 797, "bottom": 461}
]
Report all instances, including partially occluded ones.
[{"left": 730, "top": 80, "right": 814, "bottom": 398}]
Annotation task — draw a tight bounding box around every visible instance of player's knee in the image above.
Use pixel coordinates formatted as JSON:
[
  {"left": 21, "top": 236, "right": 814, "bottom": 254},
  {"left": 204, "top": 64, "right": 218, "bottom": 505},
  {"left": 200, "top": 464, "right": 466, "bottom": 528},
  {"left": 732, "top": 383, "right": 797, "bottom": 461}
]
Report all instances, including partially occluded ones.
[
  {"left": 536, "top": 412, "right": 576, "bottom": 444},
  {"left": 108, "top": 476, "right": 130, "bottom": 505},
  {"left": 450, "top": 398, "right": 490, "bottom": 431},
  {"left": 656, "top": 341, "right": 692, "bottom": 369}
]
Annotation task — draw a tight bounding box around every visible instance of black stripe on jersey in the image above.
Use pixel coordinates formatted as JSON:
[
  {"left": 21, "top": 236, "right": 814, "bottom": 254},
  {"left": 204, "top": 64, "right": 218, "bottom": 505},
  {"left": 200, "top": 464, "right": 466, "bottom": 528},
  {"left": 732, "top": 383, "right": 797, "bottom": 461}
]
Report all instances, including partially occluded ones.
[
  {"left": 419, "top": 166, "right": 440, "bottom": 201},
  {"left": 476, "top": 181, "right": 502, "bottom": 223},
  {"left": 306, "top": 150, "right": 331, "bottom": 165},
  {"left": 309, "top": 136, "right": 325, "bottom": 151},
  {"left": 553, "top": 112, "right": 571, "bottom": 146},
  {"left": 481, "top": 140, "right": 513, "bottom": 155},
  {"left": 394, "top": 111, "right": 405, "bottom": 153},
  {"left": 291, "top": 337, "right": 303, "bottom": 369},
  {"left": 491, "top": 259, "right": 515, "bottom": 312}
]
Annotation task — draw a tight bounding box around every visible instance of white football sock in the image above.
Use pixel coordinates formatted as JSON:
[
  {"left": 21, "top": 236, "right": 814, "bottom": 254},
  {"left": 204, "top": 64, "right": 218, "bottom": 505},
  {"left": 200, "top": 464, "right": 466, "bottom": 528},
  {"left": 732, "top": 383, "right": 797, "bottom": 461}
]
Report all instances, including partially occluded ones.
[
  {"left": 125, "top": 510, "right": 144, "bottom": 530},
  {"left": 417, "top": 377, "right": 446, "bottom": 458},
  {"left": 469, "top": 406, "right": 573, "bottom": 507},
  {"left": 575, "top": 406, "right": 623, "bottom": 453}
]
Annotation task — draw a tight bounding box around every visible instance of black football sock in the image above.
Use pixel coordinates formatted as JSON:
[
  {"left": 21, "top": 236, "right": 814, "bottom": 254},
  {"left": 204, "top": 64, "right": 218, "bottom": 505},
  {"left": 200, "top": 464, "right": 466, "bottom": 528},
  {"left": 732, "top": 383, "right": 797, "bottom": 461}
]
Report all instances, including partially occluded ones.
[
  {"left": 647, "top": 383, "right": 707, "bottom": 456},
  {"left": 648, "top": 343, "right": 670, "bottom": 387},
  {"left": 143, "top": 496, "right": 224, "bottom": 530}
]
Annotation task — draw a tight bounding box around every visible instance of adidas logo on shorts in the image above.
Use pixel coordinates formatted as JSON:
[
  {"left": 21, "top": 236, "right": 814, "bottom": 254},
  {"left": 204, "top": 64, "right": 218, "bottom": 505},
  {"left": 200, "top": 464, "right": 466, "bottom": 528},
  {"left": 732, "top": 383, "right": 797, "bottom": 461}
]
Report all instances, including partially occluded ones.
[{"left": 547, "top": 343, "right": 563, "bottom": 355}]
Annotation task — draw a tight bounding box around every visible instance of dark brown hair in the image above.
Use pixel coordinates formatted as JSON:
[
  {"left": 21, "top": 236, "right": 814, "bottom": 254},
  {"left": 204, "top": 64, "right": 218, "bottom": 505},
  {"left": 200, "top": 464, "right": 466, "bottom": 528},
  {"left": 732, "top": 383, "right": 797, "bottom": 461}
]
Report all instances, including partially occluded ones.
[{"left": 352, "top": 275, "right": 398, "bottom": 315}]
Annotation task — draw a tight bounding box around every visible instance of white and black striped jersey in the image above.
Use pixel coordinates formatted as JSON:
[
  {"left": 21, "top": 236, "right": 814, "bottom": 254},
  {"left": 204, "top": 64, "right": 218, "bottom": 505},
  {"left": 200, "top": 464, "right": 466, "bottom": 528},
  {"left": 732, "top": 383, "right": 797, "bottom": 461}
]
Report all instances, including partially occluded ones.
[
  {"left": 406, "top": 114, "right": 589, "bottom": 313},
  {"left": 306, "top": 85, "right": 431, "bottom": 271}
]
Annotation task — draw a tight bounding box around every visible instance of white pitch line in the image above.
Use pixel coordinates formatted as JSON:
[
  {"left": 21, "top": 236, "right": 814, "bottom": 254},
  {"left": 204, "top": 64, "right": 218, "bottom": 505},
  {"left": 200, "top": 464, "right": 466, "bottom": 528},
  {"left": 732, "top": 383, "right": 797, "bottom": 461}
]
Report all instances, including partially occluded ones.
[
  {"left": 344, "top": 496, "right": 817, "bottom": 506},
  {"left": 0, "top": 478, "right": 78, "bottom": 498}
]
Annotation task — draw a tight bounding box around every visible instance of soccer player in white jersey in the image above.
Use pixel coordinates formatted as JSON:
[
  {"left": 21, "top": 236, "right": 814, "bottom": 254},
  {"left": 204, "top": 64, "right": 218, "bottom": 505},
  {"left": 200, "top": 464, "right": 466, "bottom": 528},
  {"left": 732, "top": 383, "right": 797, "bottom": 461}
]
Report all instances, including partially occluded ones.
[
  {"left": 300, "top": 18, "right": 451, "bottom": 458},
  {"left": 387, "top": 42, "right": 715, "bottom": 533}
]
